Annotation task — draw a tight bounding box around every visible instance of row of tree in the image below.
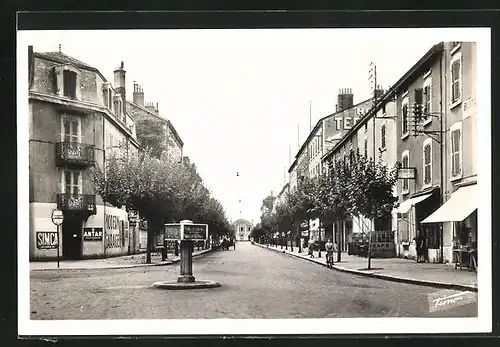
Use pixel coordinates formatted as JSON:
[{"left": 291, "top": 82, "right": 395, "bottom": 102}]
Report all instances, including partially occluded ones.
[
  {"left": 252, "top": 150, "right": 401, "bottom": 269},
  {"left": 92, "top": 146, "right": 233, "bottom": 263}
]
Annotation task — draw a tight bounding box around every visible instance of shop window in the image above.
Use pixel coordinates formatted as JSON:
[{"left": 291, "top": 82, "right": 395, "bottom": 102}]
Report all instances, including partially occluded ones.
[{"left": 426, "top": 224, "right": 441, "bottom": 249}]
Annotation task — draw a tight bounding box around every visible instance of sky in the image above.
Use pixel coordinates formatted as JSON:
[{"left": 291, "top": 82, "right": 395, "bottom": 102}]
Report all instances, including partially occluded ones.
[{"left": 20, "top": 28, "right": 477, "bottom": 224}]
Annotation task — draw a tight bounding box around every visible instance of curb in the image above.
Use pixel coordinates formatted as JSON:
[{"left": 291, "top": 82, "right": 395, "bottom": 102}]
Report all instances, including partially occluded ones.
[
  {"left": 30, "top": 249, "right": 213, "bottom": 271},
  {"left": 254, "top": 243, "right": 477, "bottom": 292}
]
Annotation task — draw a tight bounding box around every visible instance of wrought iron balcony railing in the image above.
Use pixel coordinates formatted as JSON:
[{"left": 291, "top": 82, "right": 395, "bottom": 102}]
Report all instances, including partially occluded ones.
[
  {"left": 55, "top": 142, "right": 95, "bottom": 167},
  {"left": 56, "top": 193, "right": 97, "bottom": 215}
]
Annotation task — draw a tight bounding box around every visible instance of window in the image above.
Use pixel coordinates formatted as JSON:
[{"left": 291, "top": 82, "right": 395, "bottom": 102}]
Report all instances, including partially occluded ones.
[
  {"left": 63, "top": 170, "right": 82, "bottom": 195},
  {"left": 402, "top": 150, "right": 409, "bottom": 193},
  {"left": 62, "top": 116, "right": 81, "bottom": 143},
  {"left": 402, "top": 98, "right": 409, "bottom": 137},
  {"left": 423, "top": 78, "right": 432, "bottom": 123},
  {"left": 63, "top": 70, "right": 77, "bottom": 98},
  {"left": 381, "top": 103, "right": 386, "bottom": 115},
  {"left": 364, "top": 122, "right": 368, "bottom": 132},
  {"left": 240, "top": 226, "right": 244, "bottom": 232},
  {"left": 381, "top": 124, "right": 386, "bottom": 149},
  {"left": 364, "top": 138, "right": 368, "bottom": 158},
  {"left": 451, "top": 53, "right": 462, "bottom": 104},
  {"left": 423, "top": 139, "right": 432, "bottom": 187},
  {"left": 450, "top": 122, "right": 462, "bottom": 179}
]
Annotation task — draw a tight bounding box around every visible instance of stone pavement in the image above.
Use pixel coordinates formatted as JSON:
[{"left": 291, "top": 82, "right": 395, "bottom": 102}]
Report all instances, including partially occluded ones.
[
  {"left": 256, "top": 243, "right": 477, "bottom": 292},
  {"left": 30, "top": 248, "right": 212, "bottom": 270}
]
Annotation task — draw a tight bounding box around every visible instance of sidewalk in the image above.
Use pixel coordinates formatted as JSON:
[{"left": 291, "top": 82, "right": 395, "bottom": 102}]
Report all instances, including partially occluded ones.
[
  {"left": 30, "top": 248, "right": 212, "bottom": 271},
  {"left": 255, "top": 243, "right": 477, "bottom": 292}
]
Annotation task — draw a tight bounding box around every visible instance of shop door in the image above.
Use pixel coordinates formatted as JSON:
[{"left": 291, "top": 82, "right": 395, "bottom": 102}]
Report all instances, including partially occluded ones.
[{"left": 62, "top": 216, "right": 82, "bottom": 260}]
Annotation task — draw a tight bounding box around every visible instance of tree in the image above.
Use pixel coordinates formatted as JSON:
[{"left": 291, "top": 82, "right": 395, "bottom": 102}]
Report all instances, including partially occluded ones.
[
  {"left": 343, "top": 150, "right": 401, "bottom": 269},
  {"left": 93, "top": 148, "right": 229, "bottom": 263}
]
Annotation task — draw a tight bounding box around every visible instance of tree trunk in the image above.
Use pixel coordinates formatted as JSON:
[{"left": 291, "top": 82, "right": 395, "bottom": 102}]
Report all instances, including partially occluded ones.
[
  {"left": 318, "top": 218, "right": 322, "bottom": 258},
  {"left": 297, "top": 223, "right": 302, "bottom": 253},
  {"left": 368, "top": 218, "right": 373, "bottom": 270},
  {"left": 146, "top": 217, "right": 155, "bottom": 264},
  {"left": 337, "top": 221, "right": 342, "bottom": 263}
]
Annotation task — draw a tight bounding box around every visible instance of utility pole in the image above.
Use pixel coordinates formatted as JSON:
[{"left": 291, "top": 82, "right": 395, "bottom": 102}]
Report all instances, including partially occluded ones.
[{"left": 368, "top": 62, "right": 378, "bottom": 270}]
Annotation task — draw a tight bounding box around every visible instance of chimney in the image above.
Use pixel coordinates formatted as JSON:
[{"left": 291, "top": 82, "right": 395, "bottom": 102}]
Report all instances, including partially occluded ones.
[
  {"left": 28, "top": 46, "right": 34, "bottom": 88},
  {"left": 337, "top": 88, "right": 354, "bottom": 112},
  {"left": 375, "top": 86, "right": 385, "bottom": 100},
  {"left": 133, "top": 82, "right": 145, "bottom": 106},
  {"left": 114, "top": 61, "right": 127, "bottom": 112},
  {"left": 145, "top": 101, "right": 159, "bottom": 115}
]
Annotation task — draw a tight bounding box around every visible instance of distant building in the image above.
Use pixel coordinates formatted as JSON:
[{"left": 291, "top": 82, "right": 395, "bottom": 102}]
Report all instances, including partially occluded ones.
[
  {"left": 127, "top": 82, "right": 184, "bottom": 162},
  {"left": 28, "top": 46, "right": 140, "bottom": 260},
  {"left": 232, "top": 219, "right": 253, "bottom": 241}
]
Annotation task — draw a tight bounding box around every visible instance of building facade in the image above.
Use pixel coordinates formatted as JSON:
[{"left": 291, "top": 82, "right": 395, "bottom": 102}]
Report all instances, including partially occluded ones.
[
  {"left": 28, "top": 47, "right": 140, "bottom": 260},
  {"left": 232, "top": 219, "right": 253, "bottom": 241},
  {"left": 420, "top": 42, "right": 478, "bottom": 265},
  {"left": 127, "top": 82, "right": 184, "bottom": 162}
]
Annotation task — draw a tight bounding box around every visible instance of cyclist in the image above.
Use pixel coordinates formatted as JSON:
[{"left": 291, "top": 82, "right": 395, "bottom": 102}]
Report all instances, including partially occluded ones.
[{"left": 325, "top": 238, "right": 334, "bottom": 267}]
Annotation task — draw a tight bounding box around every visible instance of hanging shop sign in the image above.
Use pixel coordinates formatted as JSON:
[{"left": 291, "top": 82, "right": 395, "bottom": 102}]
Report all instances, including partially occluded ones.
[
  {"left": 36, "top": 231, "right": 59, "bottom": 249},
  {"left": 83, "top": 227, "right": 103, "bottom": 241}
]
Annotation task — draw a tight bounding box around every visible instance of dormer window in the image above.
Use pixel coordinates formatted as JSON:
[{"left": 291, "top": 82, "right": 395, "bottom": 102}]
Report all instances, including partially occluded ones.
[
  {"left": 63, "top": 70, "right": 77, "bottom": 98},
  {"left": 54, "top": 64, "right": 81, "bottom": 100}
]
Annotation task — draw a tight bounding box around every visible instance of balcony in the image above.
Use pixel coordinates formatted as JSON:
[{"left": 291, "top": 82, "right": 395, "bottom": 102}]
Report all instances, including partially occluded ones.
[
  {"left": 57, "top": 193, "right": 97, "bottom": 216},
  {"left": 55, "top": 142, "right": 95, "bottom": 167}
]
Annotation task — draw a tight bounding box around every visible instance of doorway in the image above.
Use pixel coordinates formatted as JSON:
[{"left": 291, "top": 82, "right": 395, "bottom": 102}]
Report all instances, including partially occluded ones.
[{"left": 62, "top": 215, "right": 82, "bottom": 259}]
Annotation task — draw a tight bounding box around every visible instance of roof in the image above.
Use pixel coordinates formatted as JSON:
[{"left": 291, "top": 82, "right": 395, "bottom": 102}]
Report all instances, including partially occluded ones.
[
  {"left": 322, "top": 42, "right": 444, "bottom": 161},
  {"left": 127, "top": 101, "right": 184, "bottom": 147},
  {"left": 34, "top": 51, "right": 108, "bottom": 82},
  {"left": 288, "top": 97, "right": 373, "bottom": 173},
  {"left": 232, "top": 219, "right": 252, "bottom": 225}
]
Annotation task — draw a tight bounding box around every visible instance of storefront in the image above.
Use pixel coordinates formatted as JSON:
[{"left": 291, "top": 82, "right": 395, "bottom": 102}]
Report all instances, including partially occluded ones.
[
  {"left": 395, "top": 188, "right": 441, "bottom": 261},
  {"left": 30, "top": 202, "right": 136, "bottom": 260},
  {"left": 422, "top": 183, "right": 477, "bottom": 270}
]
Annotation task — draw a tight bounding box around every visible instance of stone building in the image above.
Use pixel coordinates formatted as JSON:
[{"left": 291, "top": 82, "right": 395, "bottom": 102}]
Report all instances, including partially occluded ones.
[
  {"left": 28, "top": 46, "right": 140, "bottom": 260},
  {"left": 232, "top": 219, "right": 253, "bottom": 241},
  {"left": 287, "top": 90, "right": 374, "bottom": 246},
  {"left": 127, "top": 82, "right": 184, "bottom": 162}
]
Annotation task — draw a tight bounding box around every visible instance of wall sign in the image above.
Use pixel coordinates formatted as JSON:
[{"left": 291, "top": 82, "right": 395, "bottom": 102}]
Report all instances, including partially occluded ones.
[
  {"left": 37, "top": 231, "right": 58, "bottom": 249},
  {"left": 105, "top": 214, "right": 122, "bottom": 248},
  {"left": 83, "top": 227, "right": 103, "bottom": 241}
]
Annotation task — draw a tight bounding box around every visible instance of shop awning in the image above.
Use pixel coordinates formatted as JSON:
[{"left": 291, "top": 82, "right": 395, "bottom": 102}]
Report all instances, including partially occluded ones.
[
  {"left": 396, "top": 193, "right": 432, "bottom": 214},
  {"left": 421, "top": 184, "right": 477, "bottom": 223}
]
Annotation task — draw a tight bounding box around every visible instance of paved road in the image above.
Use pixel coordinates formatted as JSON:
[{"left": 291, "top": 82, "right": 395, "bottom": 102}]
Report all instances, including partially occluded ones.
[{"left": 30, "top": 242, "right": 477, "bottom": 319}]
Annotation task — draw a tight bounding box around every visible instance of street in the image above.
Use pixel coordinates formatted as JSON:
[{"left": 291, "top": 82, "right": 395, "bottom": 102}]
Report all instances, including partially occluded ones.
[{"left": 30, "top": 242, "right": 477, "bottom": 319}]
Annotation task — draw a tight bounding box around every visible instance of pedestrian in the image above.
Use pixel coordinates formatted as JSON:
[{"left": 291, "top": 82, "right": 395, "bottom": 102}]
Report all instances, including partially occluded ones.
[
  {"left": 413, "top": 234, "right": 420, "bottom": 262},
  {"left": 325, "top": 238, "right": 334, "bottom": 266},
  {"left": 308, "top": 237, "right": 315, "bottom": 258}
]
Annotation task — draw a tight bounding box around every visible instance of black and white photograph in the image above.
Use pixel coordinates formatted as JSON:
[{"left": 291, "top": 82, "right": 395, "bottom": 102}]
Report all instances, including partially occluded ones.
[{"left": 17, "top": 24, "right": 491, "bottom": 336}]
